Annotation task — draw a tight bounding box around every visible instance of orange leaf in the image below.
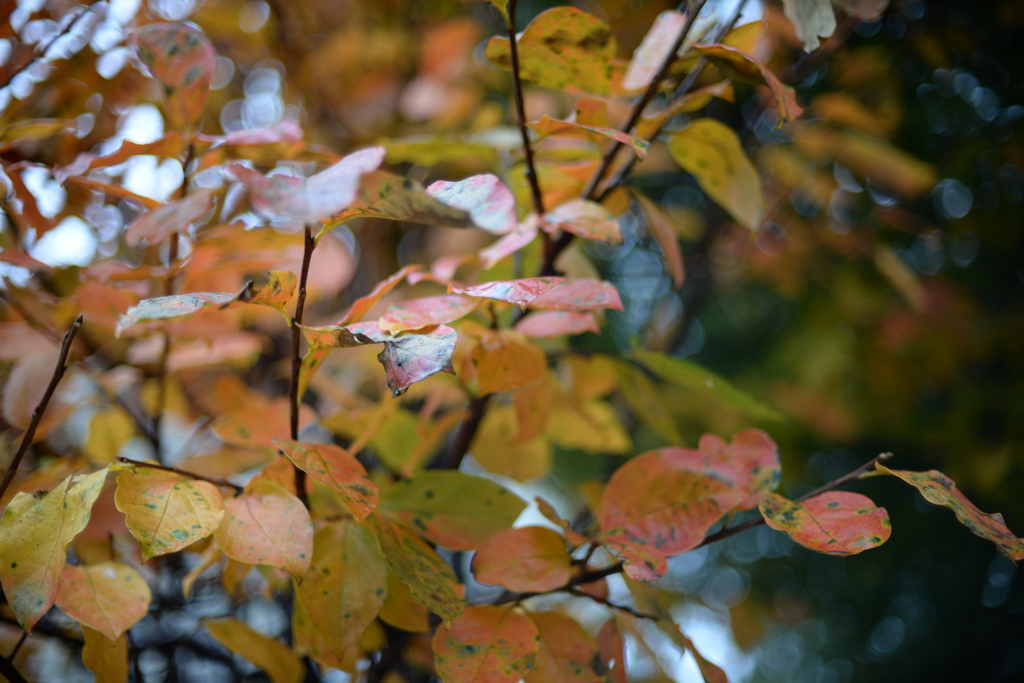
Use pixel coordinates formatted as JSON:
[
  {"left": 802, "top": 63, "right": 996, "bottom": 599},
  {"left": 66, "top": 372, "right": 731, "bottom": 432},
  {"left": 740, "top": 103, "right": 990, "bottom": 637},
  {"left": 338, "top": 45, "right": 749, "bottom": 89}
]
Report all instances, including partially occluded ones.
[
  {"left": 55, "top": 562, "right": 152, "bottom": 640},
  {"left": 527, "top": 611, "right": 606, "bottom": 683},
  {"left": 662, "top": 430, "right": 780, "bottom": 510},
  {"left": 471, "top": 527, "right": 573, "bottom": 592},
  {"left": 467, "top": 326, "right": 546, "bottom": 395},
  {"left": 451, "top": 277, "right": 564, "bottom": 308},
  {"left": 529, "top": 279, "right": 623, "bottom": 312},
  {"left": 378, "top": 294, "right": 479, "bottom": 333},
  {"left": 634, "top": 193, "right": 685, "bottom": 289},
  {"left": 432, "top": 605, "right": 539, "bottom": 683},
  {"left": 876, "top": 465, "right": 1024, "bottom": 561},
  {"left": 692, "top": 44, "right": 803, "bottom": 125},
  {"left": 759, "top": 491, "right": 891, "bottom": 555},
  {"left": 215, "top": 479, "right": 313, "bottom": 578},
  {"left": 599, "top": 449, "right": 744, "bottom": 580},
  {"left": 542, "top": 199, "right": 623, "bottom": 245},
  {"left": 273, "top": 439, "right": 379, "bottom": 522},
  {"left": 82, "top": 627, "right": 128, "bottom": 683},
  {"left": 596, "top": 618, "right": 626, "bottom": 683},
  {"left": 512, "top": 374, "right": 557, "bottom": 442},
  {"left": 528, "top": 116, "right": 650, "bottom": 159},
  {"left": 125, "top": 187, "right": 217, "bottom": 247}
]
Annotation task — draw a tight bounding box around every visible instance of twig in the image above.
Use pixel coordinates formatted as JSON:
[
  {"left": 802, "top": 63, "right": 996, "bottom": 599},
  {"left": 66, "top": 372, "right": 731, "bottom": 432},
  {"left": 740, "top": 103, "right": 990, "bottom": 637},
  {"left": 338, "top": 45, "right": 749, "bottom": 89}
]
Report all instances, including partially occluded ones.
[
  {"left": 441, "top": 394, "right": 491, "bottom": 470},
  {"left": 565, "top": 588, "right": 658, "bottom": 620},
  {"left": 7, "top": 631, "right": 27, "bottom": 659},
  {"left": 505, "top": 0, "right": 545, "bottom": 220},
  {"left": 288, "top": 225, "right": 315, "bottom": 506},
  {"left": 0, "top": 315, "right": 82, "bottom": 502},
  {"left": 0, "top": 0, "right": 102, "bottom": 91},
  {"left": 0, "top": 651, "right": 30, "bottom": 683},
  {"left": 116, "top": 456, "right": 244, "bottom": 494}
]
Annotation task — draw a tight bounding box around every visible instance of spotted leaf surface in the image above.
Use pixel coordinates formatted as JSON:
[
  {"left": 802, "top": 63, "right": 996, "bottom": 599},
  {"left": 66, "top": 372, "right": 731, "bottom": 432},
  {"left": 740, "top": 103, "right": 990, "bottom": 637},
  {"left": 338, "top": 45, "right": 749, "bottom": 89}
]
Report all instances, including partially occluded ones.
[
  {"left": 129, "top": 23, "right": 216, "bottom": 130},
  {"left": 526, "top": 611, "right": 606, "bottom": 683},
  {"left": 0, "top": 467, "right": 108, "bottom": 632},
  {"left": 514, "top": 311, "right": 600, "bottom": 338},
  {"left": 378, "top": 294, "right": 479, "bottom": 333},
  {"left": 542, "top": 199, "right": 622, "bottom": 245},
  {"left": 273, "top": 439, "right": 379, "bottom": 522},
  {"left": 247, "top": 271, "right": 298, "bottom": 314},
  {"left": 485, "top": 7, "right": 617, "bottom": 96},
  {"left": 527, "top": 116, "right": 650, "bottom": 159},
  {"left": 472, "top": 526, "right": 573, "bottom": 592},
  {"left": 528, "top": 279, "right": 623, "bottom": 312},
  {"left": 214, "top": 479, "right": 313, "bottom": 578},
  {"left": 451, "top": 277, "right": 565, "bottom": 308},
  {"left": 114, "top": 467, "right": 225, "bottom": 559},
  {"left": 876, "top": 465, "right": 1024, "bottom": 561},
  {"left": 55, "top": 562, "right": 152, "bottom": 640},
  {"left": 294, "top": 521, "right": 387, "bottom": 663},
  {"left": 662, "top": 430, "right": 781, "bottom": 510},
  {"left": 432, "top": 605, "right": 540, "bottom": 683},
  {"left": 426, "top": 175, "right": 518, "bottom": 234},
  {"left": 692, "top": 44, "right": 803, "bottom": 123},
  {"left": 759, "top": 491, "right": 892, "bottom": 555},
  {"left": 371, "top": 515, "right": 465, "bottom": 625},
  {"left": 599, "top": 449, "right": 744, "bottom": 580}
]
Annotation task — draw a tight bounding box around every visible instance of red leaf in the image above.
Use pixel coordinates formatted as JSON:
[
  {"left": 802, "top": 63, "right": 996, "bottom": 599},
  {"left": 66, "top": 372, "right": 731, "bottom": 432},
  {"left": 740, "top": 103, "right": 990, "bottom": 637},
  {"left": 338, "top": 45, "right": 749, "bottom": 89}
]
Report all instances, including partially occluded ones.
[
  {"left": 426, "top": 174, "right": 518, "bottom": 235},
  {"left": 759, "top": 491, "right": 891, "bottom": 555},
  {"left": 662, "top": 430, "right": 780, "bottom": 510},
  {"left": 378, "top": 294, "right": 479, "bottom": 333},
  {"left": 450, "top": 277, "right": 564, "bottom": 308},
  {"left": 599, "top": 448, "right": 744, "bottom": 580},
  {"left": 692, "top": 44, "right": 803, "bottom": 125},
  {"left": 273, "top": 439, "right": 379, "bottom": 522},
  {"left": 526, "top": 611, "right": 606, "bottom": 683},
  {"left": 514, "top": 311, "right": 600, "bottom": 338},
  {"left": 596, "top": 618, "right": 626, "bottom": 683},
  {"left": 529, "top": 279, "right": 624, "bottom": 312},
  {"left": 432, "top": 605, "right": 539, "bottom": 683},
  {"left": 542, "top": 199, "right": 623, "bottom": 245},
  {"left": 471, "top": 527, "right": 573, "bottom": 592},
  {"left": 129, "top": 23, "right": 216, "bottom": 130}
]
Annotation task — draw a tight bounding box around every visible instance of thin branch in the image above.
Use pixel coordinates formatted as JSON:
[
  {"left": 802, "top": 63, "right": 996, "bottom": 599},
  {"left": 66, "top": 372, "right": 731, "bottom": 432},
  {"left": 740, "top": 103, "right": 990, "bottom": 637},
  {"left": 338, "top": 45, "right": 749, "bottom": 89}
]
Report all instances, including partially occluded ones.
[
  {"left": 288, "top": 225, "right": 316, "bottom": 506},
  {"left": 7, "top": 631, "right": 27, "bottom": 659},
  {"left": 0, "top": 314, "right": 82, "bottom": 502},
  {"left": 116, "top": 456, "right": 244, "bottom": 494},
  {"left": 565, "top": 588, "right": 658, "bottom": 620},
  {"left": 441, "top": 394, "right": 490, "bottom": 470},
  {"left": 505, "top": 0, "right": 545, "bottom": 219},
  {"left": 0, "top": 651, "right": 30, "bottom": 683}
]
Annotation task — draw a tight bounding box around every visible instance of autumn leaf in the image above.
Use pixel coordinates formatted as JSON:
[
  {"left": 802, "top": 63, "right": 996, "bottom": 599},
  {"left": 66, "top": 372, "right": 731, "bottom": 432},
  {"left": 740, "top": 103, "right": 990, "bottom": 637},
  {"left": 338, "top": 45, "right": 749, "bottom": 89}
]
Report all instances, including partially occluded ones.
[
  {"left": 472, "top": 527, "right": 573, "bottom": 592},
  {"left": 377, "top": 470, "right": 526, "bottom": 550},
  {"left": 661, "top": 430, "right": 781, "bottom": 509},
  {"left": 691, "top": 44, "right": 803, "bottom": 124},
  {"left": 370, "top": 515, "right": 465, "bottom": 624},
  {"left": 82, "top": 627, "right": 128, "bottom": 683},
  {"left": 125, "top": 187, "right": 217, "bottom": 247},
  {"left": 378, "top": 294, "right": 479, "bottom": 333},
  {"left": 55, "top": 133, "right": 189, "bottom": 184},
  {"left": 324, "top": 170, "right": 481, "bottom": 231},
  {"left": 514, "top": 311, "right": 600, "bottom": 338},
  {"left": 485, "top": 7, "right": 617, "bottom": 96},
  {"left": 182, "top": 540, "right": 222, "bottom": 598},
  {"left": 273, "top": 439, "right": 379, "bottom": 522},
  {"left": 536, "top": 497, "right": 591, "bottom": 547},
  {"left": 229, "top": 146, "right": 385, "bottom": 222},
  {"left": 55, "top": 562, "right": 152, "bottom": 640},
  {"left": 780, "top": 0, "right": 837, "bottom": 52},
  {"left": 129, "top": 23, "right": 216, "bottom": 130},
  {"left": 472, "top": 405, "right": 553, "bottom": 481},
  {"left": 527, "top": 611, "right": 606, "bottom": 683},
  {"left": 596, "top": 618, "right": 626, "bottom": 683},
  {"left": 206, "top": 618, "right": 305, "bottom": 683},
  {"left": 634, "top": 81, "right": 735, "bottom": 140},
  {"left": 668, "top": 119, "right": 765, "bottom": 230},
  {"left": 336, "top": 264, "right": 423, "bottom": 325},
  {"left": 450, "top": 277, "right": 565, "bottom": 308},
  {"left": 614, "top": 361, "right": 683, "bottom": 445},
  {"left": 527, "top": 116, "right": 650, "bottom": 159},
  {"left": 622, "top": 10, "right": 696, "bottom": 91},
  {"left": 546, "top": 399, "right": 631, "bottom": 454},
  {"left": 114, "top": 466, "right": 225, "bottom": 559},
  {"left": 876, "top": 465, "right": 1024, "bottom": 561},
  {"left": 246, "top": 271, "right": 298, "bottom": 313},
  {"left": 426, "top": 174, "right": 518, "bottom": 234},
  {"left": 759, "top": 491, "right": 892, "bottom": 555},
  {"left": 294, "top": 521, "right": 387, "bottom": 664},
  {"left": 214, "top": 479, "right": 313, "bottom": 578},
  {"left": 528, "top": 279, "right": 624, "bottom": 311},
  {"left": 0, "top": 467, "right": 108, "bottom": 632},
  {"left": 479, "top": 222, "right": 540, "bottom": 269},
  {"left": 432, "top": 605, "right": 540, "bottom": 683},
  {"left": 542, "top": 199, "right": 623, "bottom": 245},
  {"left": 598, "top": 449, "right": 744, "bottom": 580},
  {"left": 115, "top": 288, "right": 246, "bottom": 337},
  {"left": 634, "top": 193, "right": 685, "bottom": 289},
  {"left": 464, "top": 324, "right": 547, "bottom": 395}
]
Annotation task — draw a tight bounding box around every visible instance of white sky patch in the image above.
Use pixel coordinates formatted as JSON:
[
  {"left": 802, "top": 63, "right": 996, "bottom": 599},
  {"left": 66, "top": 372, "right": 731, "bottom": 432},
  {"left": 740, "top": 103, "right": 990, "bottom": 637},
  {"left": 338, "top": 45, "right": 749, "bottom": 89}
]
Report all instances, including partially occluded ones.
[{"left": 29, "top": 216, "right": 97, "bottom": 267}]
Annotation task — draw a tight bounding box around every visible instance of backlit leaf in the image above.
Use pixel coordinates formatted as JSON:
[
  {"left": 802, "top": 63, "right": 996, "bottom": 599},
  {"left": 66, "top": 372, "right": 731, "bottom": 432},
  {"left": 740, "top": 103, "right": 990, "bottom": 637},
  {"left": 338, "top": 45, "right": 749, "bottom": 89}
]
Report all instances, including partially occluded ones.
[
  {"left": 0, "top": 468, "right": 108, "bottom": 632},
  {"left": 129, "top": 23, "right": 216, "bottom": 130},
  {"left": 426, "top": 175, "right": 518, "bottom": 235},
  {"left": 114, "top": 466, "right": 225, "bottom": 559},
  {"left": 214, "top": 479, "right": 313, "bottom": 578},
  {"left": 634, "top": 193, "right": 685, "bottom": 289},
  {"left": 514, "top": 311, "right": 600, "bottom": 338},
  {"left": 527, "top": 611, "right": 606, "bottom": 683},
  {"left": 273, "top": 439, "right": 379, "bottom": 522},
  {"left": 229, "top": 147, "right": 385, "bottom": 222},
  {"left": 206, "top": 618, "right": 305, "bottom": 683},
  {"left": 599, "top": 449, "right": 744, "bottom": 579},
  {"left": 622, "top": 10, "right": 692, "bottom": 91},
  {"left": 485, "top": 7, "right": 617, "bottom": 96},
  {"left": 529, "top": 279, "right": 624, "bottom": 311},
  {"left": 294, "top": 521, "right": 387, "bottom": 663},
  {"left": 432, "top": 605, "right": 539, "bottom": 683},
  {"left": 527, "top": 116, "right": 650, "bottom": 159},
  {"left": 472, "top": 527, "right": 572, "bottom": 592},
  {"left": 633, "top": 348, "right": 785, "bottom": 421},
  {"left": 124, "top": 187, "right": 216, "bottom": 247},
  {"left": 465, "top": 325, "right": 547, "bottom": 395},
  {"left": 55, "top": 562, "right": 151, "bottom": 640},
  {"left": 546, "top": 399, "right": 631, "bottom": 454},
  {"left": 450, "top": 277, "right": 564, "bottom": 308},
  {"left": 596, "top": 618, "right": 626, "bottom": 683},
  {"left": 479, "top": 221, "right": 540, "bottom": 269},
  {"left": 378, "top": 295, "right": 479, "bottom": 333},
  {"left": 378, "top": 470, "right": 526, "bottom": 550},
  {"left": 82, "top": 627, "right": 128, "bottom": 683},
  {"left": 668, "top": 119, "right": 765, "bottom": 230},
  {"left": 247, "top": 271, "right": 298, "bottom": 314},
  {"left": 759, "top": 491, "right": 891, "bottom": 555},
  {"left": 542, "top": 199, "right": 622, "bottom": 245},
  {"left": 370, "top": 515, "right": 465, "bottom": 624},
  {"left": 876, "top": 465, "right": 1024, "bottom": 561},
  {"left": 661, "top": 430, "right": 781, "bottom": 509},
  {"left": 691, "top": 44, "right": 803, "bottom": 124},
  {"left": 337, "top": 264, "right": 423, "bottom": 325},
  {"left": 780, "top": 0, "right": 837, "bottom": 52}
]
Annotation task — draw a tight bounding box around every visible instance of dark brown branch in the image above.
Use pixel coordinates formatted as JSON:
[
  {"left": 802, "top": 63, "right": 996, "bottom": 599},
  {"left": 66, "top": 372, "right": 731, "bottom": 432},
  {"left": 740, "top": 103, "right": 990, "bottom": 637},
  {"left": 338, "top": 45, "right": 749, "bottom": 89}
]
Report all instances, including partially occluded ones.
[
  {"left": 441, "top": 394, "right": 491, "bottom": 470},
  {"left": 506, "top": 0, "right": 545, "bottom": 219},
  {"left": 116, "top": 456, "right": 244, "bottom": 494},
  {"left": 0, "top": 651, "right": 30, "bottom": 683},
  {"left": 0, "top": 314, "right": 82, "bottom": 502},
  {"left": 565, "top": 588, "right": 658, "bottom": 620},
  {"left": 8, "top": 631, "right": 27, "bottom": 660},
  {"left": 288, "top": 225, "right": 316, "bottom": 506}
]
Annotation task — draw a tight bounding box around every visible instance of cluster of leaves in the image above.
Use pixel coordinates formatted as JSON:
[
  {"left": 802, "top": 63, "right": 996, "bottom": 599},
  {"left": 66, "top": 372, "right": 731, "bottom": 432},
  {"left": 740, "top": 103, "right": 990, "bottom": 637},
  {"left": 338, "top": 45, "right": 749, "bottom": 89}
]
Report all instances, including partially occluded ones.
[{"left": 0, "top": 1, "right": 1021, "bottom": 682}]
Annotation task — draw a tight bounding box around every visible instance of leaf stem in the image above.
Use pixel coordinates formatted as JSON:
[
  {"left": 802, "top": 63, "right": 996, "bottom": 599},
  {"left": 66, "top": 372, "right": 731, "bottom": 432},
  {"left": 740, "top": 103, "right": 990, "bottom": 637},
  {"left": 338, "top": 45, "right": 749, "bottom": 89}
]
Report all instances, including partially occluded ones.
[
  {"left": 0, "top": 314, "right": 83, "bottom": 502},
  {"left": 116, "top": 456, "right": 245, "bottom": 494},
  {"left": 288, "top": 225, "right": 316, "bottom": 506}
]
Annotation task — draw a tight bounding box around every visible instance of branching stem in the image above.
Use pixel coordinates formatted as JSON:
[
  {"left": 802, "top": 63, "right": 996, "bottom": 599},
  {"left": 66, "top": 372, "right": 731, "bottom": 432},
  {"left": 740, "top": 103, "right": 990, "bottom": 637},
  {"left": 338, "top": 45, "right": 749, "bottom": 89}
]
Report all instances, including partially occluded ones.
[{"left": 288, "top": 225, "right": 316, "bottom": 505}]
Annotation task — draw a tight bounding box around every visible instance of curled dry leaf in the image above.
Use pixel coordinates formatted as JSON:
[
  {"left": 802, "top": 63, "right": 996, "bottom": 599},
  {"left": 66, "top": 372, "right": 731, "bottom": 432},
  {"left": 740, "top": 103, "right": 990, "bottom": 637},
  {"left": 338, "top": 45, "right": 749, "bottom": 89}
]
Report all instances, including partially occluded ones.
[
  {"left": 129, "top": 23, "right": 216, "bottom": 130},
  {"left": 55, "top": 562, "right": 152, "bottom": 640},
  {"left": 471, "top": 526, "right": 573, "bottom": 592},
  {"left": 542, "top": 199, "right": 622, "bottom": 245},
  {"left": 426, "top": 174, "right": 518, "bottom": 234},
  {"left": 378, "top": 294, "right": 479, "bottom": 333},
  {"left": 451, "top": 277, "right": 565, "bottom": 308},
  {"left": 432, "top": 605, "right": 540, "bottom": 683},
  {"left": 527, "top": 115, "right": 650, "bottom": 159},
  {"left": 125, "top": 187, "right": 217, "bottom": 246},
  {"left": 514, "top": 311, "right": 600, "bottom": 338},
  {"left": 529, "top": 279, "right": 624, "bottom": 312},
  {"left": 691, "top": 44, "right": 804, "bottom": 124},
  {"left": 273, "top": 439, "right": 380, "bottom": 522},
  {"left": 759, "top": 491, "right": 892, "bottom": 555},
  {"left": 485, "top": 6, "right": 617, "bottom": 96}
]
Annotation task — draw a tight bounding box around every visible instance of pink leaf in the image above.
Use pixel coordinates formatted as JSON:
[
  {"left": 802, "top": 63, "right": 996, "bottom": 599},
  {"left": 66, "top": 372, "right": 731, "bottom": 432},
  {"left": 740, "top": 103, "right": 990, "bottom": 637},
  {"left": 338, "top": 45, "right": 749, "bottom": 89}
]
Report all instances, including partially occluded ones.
[
  {"left": 450, "top": 277, "right": 564, "bottom": 309},
  {"left": 378, "top": 295, "right": 480, "bottom": 333},
  {"left": 514, "top": 311, "right": 600, "bottom": 338},
  {"left": 542, "top": 199, "right": 622, "bottom": 245},
  {"left": 426, "top": 174, "right": 518, "bottom": 235},
  {"left": 529, "top": 279, "right": 624, "bottom": 312},
  {"left": 125, "top": 187, "right": 217, "bottom": 246}
]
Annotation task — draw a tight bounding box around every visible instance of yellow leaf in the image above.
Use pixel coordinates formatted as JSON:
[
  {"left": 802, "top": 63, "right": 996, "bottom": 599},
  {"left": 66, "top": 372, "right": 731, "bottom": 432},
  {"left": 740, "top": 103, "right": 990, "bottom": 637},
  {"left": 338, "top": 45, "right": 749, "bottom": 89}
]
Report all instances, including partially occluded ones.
[
  {"left": 294, "top": 521, "right": 387, "bottom": 663},
  {"left": 546, "top": 400, "right": 631, "bottom": 454},
  {"left": 668, "top": 119, "right": 765, "bottom": 230},
  {"left": 378, "top": 570, "right": 430, "bottom": 633},
  {"left": 84, "top": 408, "right": 136, "bottom": 467},
  {"left": 82, "top": 627, "right": 128, "bottom": 683},
  {"left": 55, "top": 562, "right": 151, "bottom": 640},
  {"left": 472, "top": 405, "right": 552, "bottom": 482},
  {"left": 513, "top": 373, "right": 557, "bottom": 443},
  {"left": 0, "top": 467, "right": 108, "bottom": 632},
  {"left": 215, "top": 480, "right": 313, "bottom": 579},
  {"left": 561, "top": 355, "right": 617, "bottom": 403},
  {"left": 206, "top": 617, "right": 305, "bottom": 683},
  {"left": 114, "top": 466, "right": 226, "bottom": 559},
  {"left": 182, "top": 540, "right": 222, "bottom": 598},
  {"left": 273, "top": 439, "right": 380, "bottom": 522},
  {"left": 468, "top": 327, "right": 546, "bottom": 395}
]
